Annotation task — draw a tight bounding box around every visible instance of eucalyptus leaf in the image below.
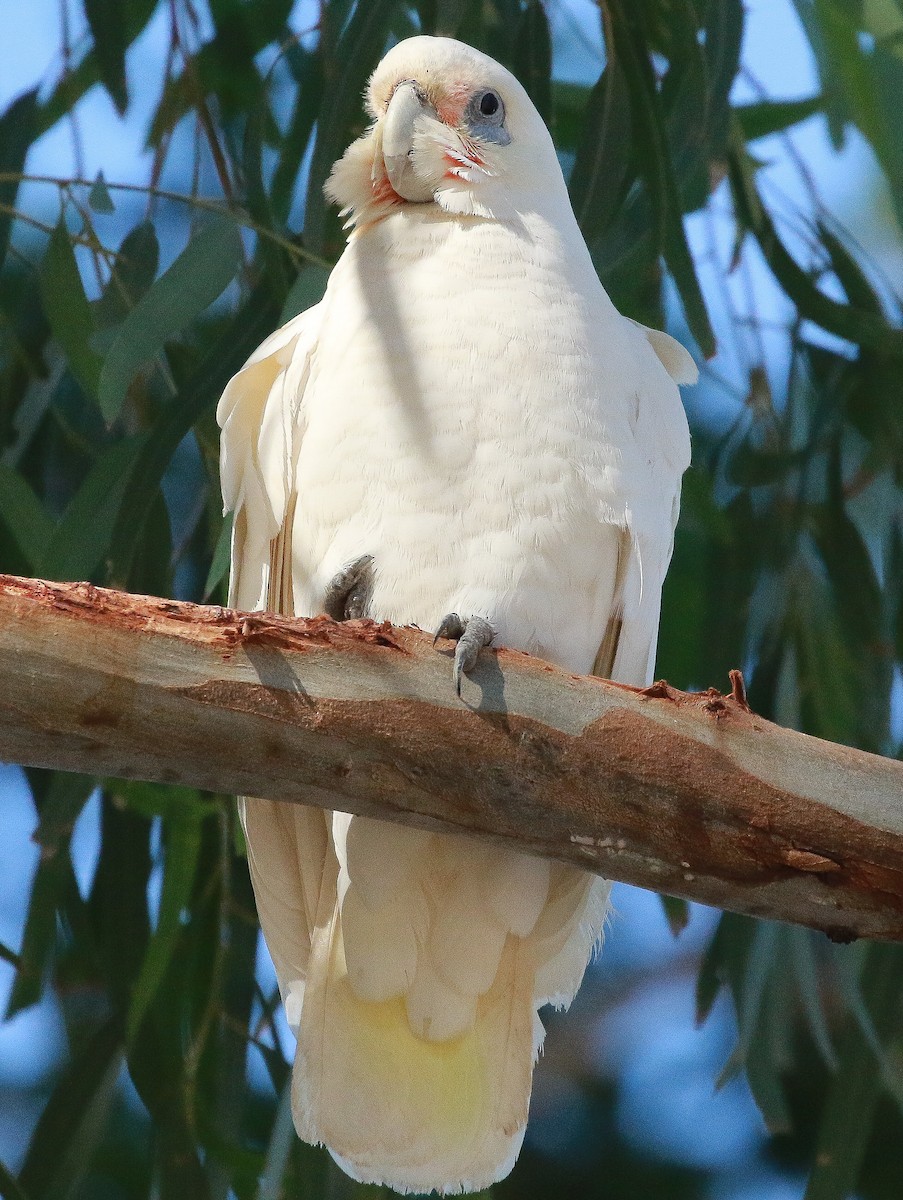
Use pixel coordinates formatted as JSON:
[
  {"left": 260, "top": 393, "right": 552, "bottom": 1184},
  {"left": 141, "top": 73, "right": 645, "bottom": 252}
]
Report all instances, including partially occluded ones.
[
  {"left": 606, "top": 1, "right": 716, "bottom": 354},
  {"left": 735, "top": 94, "right": 825, "bottom": 140},
  {"left": 0, "top": 88, "right": 39, "bottom": 271},
  {"left": 94, "top": 220, "right": 160, "bottom": 330},
  {"left": 6, "top": 773, "right": 94, "bottom": 1017},
  {"left": 805, "top": 944, "right": 903, "bottom": 1200},
  {"left": 660, "top": 894, "right": 690, "bottom": 937},
  {"left": 40, "top": 220, "right": 103, "bottom": 402},
  {"left": 84, "top": 0, "right": 130, "bottom": 113},
  {"left": 127, "top": 813, "right": 203, "bottom": 1042},
  {"left": 38, "top": 435, "right": 148, "bottom": 581},
  {"left": 0, "top": 463, "right": 52, "bottom": 567},
  {"left": 204, "top": 510, "right": 233, "bottom": 600},
  {"left": 303, "top": 0, "right": 399, "bottom": 253},
  {"left": 98, "top": 215, "right": 243, "bottom": 423},
  {"left": 279, "top": 262, "right": 331, "bottom": 324},
  {"left": 0, "top": 1158, "right": 29, "bottom": 1200},
  {"left": 568, "top": 61, "right": 634, "bottom": 243},
  {"left": 514, "top": 0, "right": 552, "bottom": 122},
  {"left": 18, "top": 1017, "right": 124, "bottom": 1200},
  {"left": 87, "top": 170, "right": 115, "bottom": 214}
]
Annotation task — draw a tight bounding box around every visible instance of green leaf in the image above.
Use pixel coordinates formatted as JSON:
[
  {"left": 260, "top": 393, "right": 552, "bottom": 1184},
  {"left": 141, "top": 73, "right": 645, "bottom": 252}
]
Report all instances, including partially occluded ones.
[
  {"left": 696, "top": 912, "right": 753, "bottom": 1025},
  {"left": 303, "top": 0, "right": 398, "bottom": 254},
  {"left": 551, "top": 81, "right": 592, "bottom": 153},
  {"left": 717, "top": 920, "right": 778, "bottom": 1086},
  {"left": 833, "top": 944, "right": 903, "bottom": 1108},
  {"left": 127, "top": 811, "right": 202, "bottom": 1042},
  {"left": 40, "top": 219, "right": 103, "bottom": 402},
  {"left": 88, "top": 793, "right": 152, "bottom": 1017},
  {"left": 818, "top": 223, "right": 885, "bottom": 314},
  {"left": 735, "top": 94, "right": 825, "bottom": 140},
  {"left": 88, "top": 169, "right": 115, "bottom": 214},
  {"left": 241, "top": 99, "right": 273, "bottom": 230},
  {"left": 811, "top": 472, "right": 883, "bottom": 651},
  {"left": 33, "top": 771, "right": 96, "bottom": 848},
  {"left": 204, "top": 510, "right": 233, "bottom": 600},
  {"left": 805, "top": 944, "right": 903, "bottom": 1200},
  {"left": 105, "top": 280, "right": 280, "bottom": 582},
  {"left": 84, "top": 0, "right": 130, "bottom": 113},
  {"left": 659, "top": 894, "right": 690, "bottom": 937},
  {"left": 269, "top": 46, "right": 324, "bottom": 227},
  {"left": 38, "top": 435, "right": 148, "bottom": 581},
  {"left": 98, "top": 215, "right": 243, "bottom": 423},
  {"left": 279, "top": 262, "right": 331, "bottom": 324},
  {"left": 0, "top": 1157, "right": 30, "bottom": 1200},
  {"left": 514, "top": 0, "right": 552, "bottom": 123},
  {"left": 661, "top": 0, "right": 743, "bottom": 212},
  {"left": 744, "top": 1023, "right": 792, "bottom": 1134},
  {"left": 0, "top": 941, "right": 21, "bottom": 970},
  {"left": 3, "top": 855, "right": 70, "bottom": 1019},
  {"left": 18, "top": 1015, "right": 124, "bottom": 1199},
  {"left": 0, "top": 464, "right": 53, "bottom": 568},
  {"left": 7, "top": 774, "right": 94, "bottom": 1016},
  {"left": 607, "top": 2, "right": 716, "bottom": 355},
  {"left": 35, "top": 0, "right": 160, "bottom": 135},
  {"left": 727, "top": 130, "right": 903, "bottom": 354},
  {"left": 94, "top": 220, "right": 160, "bottom": 329},
  {"left": 568, "top": 62, "right": 634, "bottom": 243},
  {"left": 0, "top": 87, "right": 39, "bottom": 271},
  {"left": 727, "top": 443, "right": 808, "bottom": 487},
  {"left": 813, "top": 0, "right": 886, "bottom": 147},
  {"left": 789, "top": 927, "right": 837, "bottom": 1070},
  {"left": 114, "top": 779, "right": 219, "bottom": 824}
]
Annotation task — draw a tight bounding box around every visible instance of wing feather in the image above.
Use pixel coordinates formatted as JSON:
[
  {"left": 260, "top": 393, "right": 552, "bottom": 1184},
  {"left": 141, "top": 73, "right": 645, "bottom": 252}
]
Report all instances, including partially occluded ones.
[
  {"left": 217, "top": 305, "right": 320, "bottom": 610},
  {"left": 591, "top": 322, "right": 693, "bottom": 688},
  {"left": 217, "top": 300, "right": 332, "bottom": 1032}
]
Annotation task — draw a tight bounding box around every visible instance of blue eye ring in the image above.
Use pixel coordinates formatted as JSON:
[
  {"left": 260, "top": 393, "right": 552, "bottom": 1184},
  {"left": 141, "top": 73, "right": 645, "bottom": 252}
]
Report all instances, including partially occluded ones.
[{"left": 466, "top": 89, "right": 510, "bottom": 144}]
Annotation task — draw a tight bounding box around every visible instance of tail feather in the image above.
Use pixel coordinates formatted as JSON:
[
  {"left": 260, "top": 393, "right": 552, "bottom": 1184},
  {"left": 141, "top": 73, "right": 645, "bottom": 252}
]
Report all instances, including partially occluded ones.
[
  {"left": 247, "top": 808, "right": 610, "bottom": 1192},
  {"left": 294, "top": 885, "right": 536, "bottom": 1194}
]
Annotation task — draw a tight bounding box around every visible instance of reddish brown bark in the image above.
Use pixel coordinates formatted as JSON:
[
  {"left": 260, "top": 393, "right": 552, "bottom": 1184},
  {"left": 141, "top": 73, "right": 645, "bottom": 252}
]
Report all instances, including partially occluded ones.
[{"left": 0, "top": 573, "right": 902, "bottom": 941}]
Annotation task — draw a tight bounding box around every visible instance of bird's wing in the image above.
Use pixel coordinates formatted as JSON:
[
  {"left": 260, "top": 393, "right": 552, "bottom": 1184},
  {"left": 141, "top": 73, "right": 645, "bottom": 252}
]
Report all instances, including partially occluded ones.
[
  {"left": 593, "top": 322, "right": 695, "bottom": 688},
  {"left": 531, "top": 324, "right": 694, "bottom": 1019},
  {"left": 217, "top": 303, "right": 321, "bottom": 613},
  {"left": 217, "top": 300, "right": 332, "bottom": 1021}
]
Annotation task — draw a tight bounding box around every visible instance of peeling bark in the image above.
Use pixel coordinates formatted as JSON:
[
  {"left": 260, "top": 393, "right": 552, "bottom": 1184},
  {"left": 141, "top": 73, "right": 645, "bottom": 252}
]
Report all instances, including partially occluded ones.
[{"left": 0, "top": 573, "right": 902, "bottom": 941}]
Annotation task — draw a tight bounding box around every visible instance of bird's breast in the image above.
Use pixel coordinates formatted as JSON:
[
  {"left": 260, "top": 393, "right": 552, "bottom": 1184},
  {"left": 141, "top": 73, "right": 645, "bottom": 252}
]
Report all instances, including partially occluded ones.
[{"left": 290, "top": 213, "right": 632, "bottom": 671}]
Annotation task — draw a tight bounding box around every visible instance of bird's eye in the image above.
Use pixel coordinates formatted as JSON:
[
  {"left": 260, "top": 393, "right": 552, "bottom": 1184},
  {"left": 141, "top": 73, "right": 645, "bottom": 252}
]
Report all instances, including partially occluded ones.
[
  {"left": 466, "top": 88, "right": 510, "bottom": 143},
  {"left": 480, "top": 91, "right": 500, "bottom": 117}
]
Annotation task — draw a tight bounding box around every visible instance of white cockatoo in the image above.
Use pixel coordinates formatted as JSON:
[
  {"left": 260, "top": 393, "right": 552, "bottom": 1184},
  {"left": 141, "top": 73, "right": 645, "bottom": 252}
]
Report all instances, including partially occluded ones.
[{"left": 217, "top": 35, "right": 696, "bottom": 1195}]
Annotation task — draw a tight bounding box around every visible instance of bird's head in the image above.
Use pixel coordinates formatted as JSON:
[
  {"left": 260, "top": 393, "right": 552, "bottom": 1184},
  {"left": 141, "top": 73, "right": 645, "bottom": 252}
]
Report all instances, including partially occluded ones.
[{"left": 326, "top": 36, "right": 564, "bottom": 228}]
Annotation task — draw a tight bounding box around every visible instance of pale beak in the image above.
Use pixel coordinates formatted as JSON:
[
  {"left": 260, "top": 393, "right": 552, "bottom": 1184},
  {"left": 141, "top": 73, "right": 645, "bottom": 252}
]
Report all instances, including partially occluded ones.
[{"left": 381, "top": 80, "right": 437, "bottom": 203}]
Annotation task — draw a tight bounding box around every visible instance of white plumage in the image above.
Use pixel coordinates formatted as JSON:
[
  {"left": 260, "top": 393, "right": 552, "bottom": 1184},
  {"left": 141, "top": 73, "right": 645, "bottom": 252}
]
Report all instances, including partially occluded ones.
[{"left": 217, "top": 35, "right": 695, "bottom": 1194}]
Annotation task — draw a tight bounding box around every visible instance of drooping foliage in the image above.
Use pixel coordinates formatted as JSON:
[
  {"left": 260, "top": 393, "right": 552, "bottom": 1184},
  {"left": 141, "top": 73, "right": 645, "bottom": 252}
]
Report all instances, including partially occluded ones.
[{"left": 0, "top": 3, "right": 901, "bottom": 1199}]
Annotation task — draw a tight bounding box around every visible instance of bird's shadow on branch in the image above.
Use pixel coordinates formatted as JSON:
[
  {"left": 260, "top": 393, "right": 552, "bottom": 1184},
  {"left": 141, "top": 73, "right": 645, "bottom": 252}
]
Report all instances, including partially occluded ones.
[
  {"left": 434, "top": 646, "right": 509, "bottom": 716},
  {"left": 243, "top": 644, "right": 316, "bottom": 708}
]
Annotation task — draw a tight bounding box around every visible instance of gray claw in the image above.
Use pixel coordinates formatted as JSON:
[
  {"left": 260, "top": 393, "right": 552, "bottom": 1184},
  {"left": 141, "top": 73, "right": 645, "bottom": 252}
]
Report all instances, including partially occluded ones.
[
  {"left": 434, "top": 613, "right": 494, "bottom": 696},
  {"left": 433, "top": 612, "right": 465, "bottom": 645},
  {"left": 324, "top": 555, "right": 374, "bottom": 621}
]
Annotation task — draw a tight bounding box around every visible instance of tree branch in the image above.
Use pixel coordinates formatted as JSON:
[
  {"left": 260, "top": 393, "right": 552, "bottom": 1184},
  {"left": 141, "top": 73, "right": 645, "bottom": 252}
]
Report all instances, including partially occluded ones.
[{"left": 1, "top": 574, "right": 902, "bottom": 942}]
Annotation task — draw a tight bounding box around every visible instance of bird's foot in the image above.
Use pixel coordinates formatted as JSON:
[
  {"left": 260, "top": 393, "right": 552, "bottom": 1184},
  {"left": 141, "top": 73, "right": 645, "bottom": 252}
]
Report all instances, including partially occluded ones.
[
  {"left": 433, "top": 613, "right": 494, "bottom": 696},
  {"left": 323, "top": 555, "right": 374, "bottom": 620}
]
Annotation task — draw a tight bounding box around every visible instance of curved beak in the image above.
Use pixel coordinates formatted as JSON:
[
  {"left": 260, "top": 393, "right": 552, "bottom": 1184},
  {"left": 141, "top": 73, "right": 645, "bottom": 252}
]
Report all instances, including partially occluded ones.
[{"left": 381, "top": 80, "right": 437, "bottom": 203}]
